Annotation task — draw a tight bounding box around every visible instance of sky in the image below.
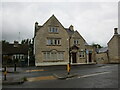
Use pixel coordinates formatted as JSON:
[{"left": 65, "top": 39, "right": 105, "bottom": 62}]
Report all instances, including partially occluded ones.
[{"left": 1, "top": 0, "right": 119, "bottom": 46}]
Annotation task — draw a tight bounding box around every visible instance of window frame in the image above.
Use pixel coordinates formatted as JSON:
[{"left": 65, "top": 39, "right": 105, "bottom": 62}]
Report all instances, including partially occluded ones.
[
  {"left": 74, "top": 39, "right": 79, "bottom": 45},
  {"left": 47, "top": 38, "right": 61, "bottom": 46},
  {"left": 43, "top": 51, "right": 64, "bottom": 61},
  {"left": 79, "top": 51, "right": 85, "bottom": 58},
  {"left": 48, "top": 27, "right": 58, "bottom": 33}
]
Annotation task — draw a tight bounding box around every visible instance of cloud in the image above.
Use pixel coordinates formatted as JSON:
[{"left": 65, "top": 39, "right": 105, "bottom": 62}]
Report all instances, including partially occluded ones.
[{"left": 2, "top": 2, "right": 118, "bottom": 46}]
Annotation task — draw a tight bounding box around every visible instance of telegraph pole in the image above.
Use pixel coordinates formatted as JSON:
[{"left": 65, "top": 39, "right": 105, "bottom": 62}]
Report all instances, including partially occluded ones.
[{"left": 18, "top": 32, "right": 20, "bottom": 43}]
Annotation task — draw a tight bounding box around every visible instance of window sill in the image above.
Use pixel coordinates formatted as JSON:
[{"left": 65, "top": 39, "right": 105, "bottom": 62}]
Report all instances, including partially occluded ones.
[
  {"left": 79, "top": 57, "right": 85, "bottom": 59},
  {"left": 46, "top": 45, "right": 61, "bottom": 46},
  {"left": 43, "top": 60, "right": 64, "bottom": 62},
  {"left": 48, "top": 32, "right": 59, "bottom": 34}
]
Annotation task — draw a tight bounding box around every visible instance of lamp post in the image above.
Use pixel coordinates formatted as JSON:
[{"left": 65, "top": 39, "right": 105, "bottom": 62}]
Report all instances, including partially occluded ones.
[
  {"left": 69, "top": 37, "right": 71, "bottom": 63},
  {"left": 67, "top": 36, "right": 71, "bottom": 75}
]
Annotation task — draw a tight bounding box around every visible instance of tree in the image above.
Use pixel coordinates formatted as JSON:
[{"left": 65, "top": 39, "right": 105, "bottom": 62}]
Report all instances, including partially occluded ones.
[
  {"left": 20, "top": 38, "right": 35, "bottom": 66},
  {"left": 92, "top": 43, "right": 103, "bottom": 49},
  {"left": 2, "top": 40, "right": 9, "bottom": 44}
]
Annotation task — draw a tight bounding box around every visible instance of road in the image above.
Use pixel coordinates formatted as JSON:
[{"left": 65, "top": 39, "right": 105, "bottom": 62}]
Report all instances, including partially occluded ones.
[{"left": 2, "top": 64, "right": 119, "bottom": 88}]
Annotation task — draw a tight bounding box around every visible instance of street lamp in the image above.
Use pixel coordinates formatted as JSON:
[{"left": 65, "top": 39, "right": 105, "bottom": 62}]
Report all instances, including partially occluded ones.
[{"left": 69, "top": 37, "right": 72, "bottom": 63}]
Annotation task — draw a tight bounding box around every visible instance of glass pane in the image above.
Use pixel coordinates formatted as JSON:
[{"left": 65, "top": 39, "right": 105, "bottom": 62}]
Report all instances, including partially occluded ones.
[
  {"left": 57, "top": 40, "right": 60, "bottom": 45},
  {"left": 50, "top": 39, "right": 53, "bottom": 45},
  {"left": 55, "top": 40, "right": 57, "bottom": 45},
  {"left": 52, "top": 27, "right": 54, "bottom": 32}
]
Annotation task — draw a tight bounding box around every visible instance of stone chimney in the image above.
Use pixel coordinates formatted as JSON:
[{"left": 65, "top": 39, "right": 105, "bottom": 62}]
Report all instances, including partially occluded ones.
[
  {"left": 14, "top": 41, "right": 19, "bottom": 47},
  {"left": 114, "top": 28, "right": 118, "bottom": 35},
  {"left": 69, "top": 25, "right": 74, "bottom": 31},
  {"left": 35, "top": 21, "right": 39, "bottom": 30}
]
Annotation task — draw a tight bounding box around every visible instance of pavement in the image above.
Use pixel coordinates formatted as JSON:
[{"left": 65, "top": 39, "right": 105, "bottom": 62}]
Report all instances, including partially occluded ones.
[
  {"left": 1, "top": 64, "right": 118, "bottom": 86},
  {"left": 53, "top": 73, "right": 78, "bottom": 80},
  {"left": 1, "top": 66, "right": 79, "bottom": 85},
  {"left": 2, "top": 67, "right": 27, "bottom": 85},
  {"left": 2, "top": 77, "right": 25, "bottom": 85}
]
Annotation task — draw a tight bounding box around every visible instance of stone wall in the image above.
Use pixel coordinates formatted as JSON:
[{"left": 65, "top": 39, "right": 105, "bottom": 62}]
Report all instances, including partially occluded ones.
[{"left": 96, "top": 53, "right": 109, "bottom": 64}]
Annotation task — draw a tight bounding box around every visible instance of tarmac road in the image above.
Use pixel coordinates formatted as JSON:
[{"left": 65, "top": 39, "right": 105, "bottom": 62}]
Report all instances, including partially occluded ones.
[{"left": 2, "top": 64, "right": 119, "bottom": 88}]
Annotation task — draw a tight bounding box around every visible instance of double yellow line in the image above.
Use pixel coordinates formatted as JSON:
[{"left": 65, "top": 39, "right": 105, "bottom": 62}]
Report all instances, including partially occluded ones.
[{"left": 25, "top": 69, "right": 45, "bottom": 72}]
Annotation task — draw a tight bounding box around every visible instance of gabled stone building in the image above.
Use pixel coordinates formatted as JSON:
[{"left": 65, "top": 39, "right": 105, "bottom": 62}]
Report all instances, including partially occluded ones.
[
  {"left": 107, "top": 28, "right": 120, "bottom": 63},
  {"left": 34, "top": 15, "right": 96, "bottom": 66}
]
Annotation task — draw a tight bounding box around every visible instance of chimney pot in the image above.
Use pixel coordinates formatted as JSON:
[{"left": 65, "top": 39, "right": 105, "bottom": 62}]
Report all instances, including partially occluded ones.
[
  {"left": 69, "top": 25, "right": 74, "bottom": 31},
  {"left": 35, "top": 22, "right": 38, "bottom": 24},
  {"left": 114, "top": 28, "right": 118, "bottom": 34},
  {"left": 35, "top": 21, "right": 39, "bottom": 30},
  {"left": 14, "top": 41, "right": 19, "bottom": 47}
]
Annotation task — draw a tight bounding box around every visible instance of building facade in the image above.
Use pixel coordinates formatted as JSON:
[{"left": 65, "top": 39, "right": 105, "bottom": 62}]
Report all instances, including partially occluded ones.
[
  {"left": 107, "top": 28, "right": 120, "bottom": 63},
  {"left": 2, "top": 41, "right": 29, "bottom": 66},
  {"left": 34, "top": 15, "right": 96, "bottom": 66}
]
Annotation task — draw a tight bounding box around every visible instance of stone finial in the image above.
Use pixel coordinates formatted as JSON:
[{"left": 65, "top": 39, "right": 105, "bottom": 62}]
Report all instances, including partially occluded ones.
[
  {"left": 114, "top": 28, "right": 118, "bottom": 34},
  {"left": 69, "top": 25, "right": 74, "bottom": 31}
]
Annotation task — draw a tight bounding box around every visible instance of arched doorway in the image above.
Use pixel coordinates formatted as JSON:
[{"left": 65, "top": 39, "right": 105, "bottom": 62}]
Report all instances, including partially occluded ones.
[{"left": 70, "top": 45, "right": 79, "bottom": 63}]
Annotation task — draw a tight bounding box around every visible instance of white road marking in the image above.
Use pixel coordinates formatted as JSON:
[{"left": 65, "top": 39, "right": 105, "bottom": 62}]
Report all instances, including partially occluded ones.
[
  {"left": 99, "top": 65, "right": 118, "bottom": 68},
  {"left": 78, "top": 71, "right": 110, "bottom": 78},
  {"left": 66, "top": 77, "right": 74, "bottom": 80}
]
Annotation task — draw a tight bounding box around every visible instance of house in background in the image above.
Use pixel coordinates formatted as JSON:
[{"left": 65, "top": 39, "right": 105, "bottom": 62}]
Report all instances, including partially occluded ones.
[
  {"left": 2, "top": 41, "right": 29, "bottom": 66},
  {"left": 34, "top": 15, "right": 96, "bottom": 66},
  {"left": 107, "top": 28, "right": 120, "bottom": 63},
  {"left": 96, "top": 47, "right": 109, "bottom": 64},
  {"left": 95, "top": 28, "right": 120, "bottom": 64}
]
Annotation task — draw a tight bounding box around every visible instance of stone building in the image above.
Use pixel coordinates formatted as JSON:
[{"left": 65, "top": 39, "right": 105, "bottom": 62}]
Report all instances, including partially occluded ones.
[
  {"left": 34, "top": 15, "right": 96, "bottom": 66},
  {"left": 2, "top": 41, "right": 29, "bottom": 66},
  {"left": 96, "top": 47, "right": 109, "bottom": 64},
  {"left": 107, "top": 28, "right": 120, "bottom": 63}
]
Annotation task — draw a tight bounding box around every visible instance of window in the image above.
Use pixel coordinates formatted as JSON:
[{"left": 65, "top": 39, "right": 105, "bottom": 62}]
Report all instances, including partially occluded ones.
[
  {"left": 12, "top": 55, "right": 16, "bottom": 60},
  {"left": 74, "top": 39, "right": 79, "bottom": 45},
  {"left": 12, "top": 54, "right": 24, "bottom": 60},
  {"left": 47, "top": 38, "right": 61, "bottom": 45},
  {"left": 21, "top": 56, "right": 24, "bottom": 59},
  {"left": 54, "top": 40, "right": 57, "bottom": 45},
  {"left": 58, "top": 52, "right": 64, "bottom": 60},
  {"left": 49, "top": 27, "right": 58, "bottom": 33},
  {"left": 79, "top": 51, "right": 85, "bottom": 58},
  {"left": 43, "top": 52, "right": 64, "bottom": 61},
  {"left": 12, "top": 55, "right": 17, "bottom": 60}
]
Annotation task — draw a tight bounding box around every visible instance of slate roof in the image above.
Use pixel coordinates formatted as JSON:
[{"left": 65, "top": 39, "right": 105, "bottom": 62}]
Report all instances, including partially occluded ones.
[
  {"left": 65, "top": 28, "right": 74, "bottom": 36},
  {"left": 2, "top": 43, "right": 29, "bottom": 55},
  {"left": 65, "top": 28, "right": 88, "bottom": 45},
  {"left": 98, "top": 47, "right": 108, "bottom": 53}
]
